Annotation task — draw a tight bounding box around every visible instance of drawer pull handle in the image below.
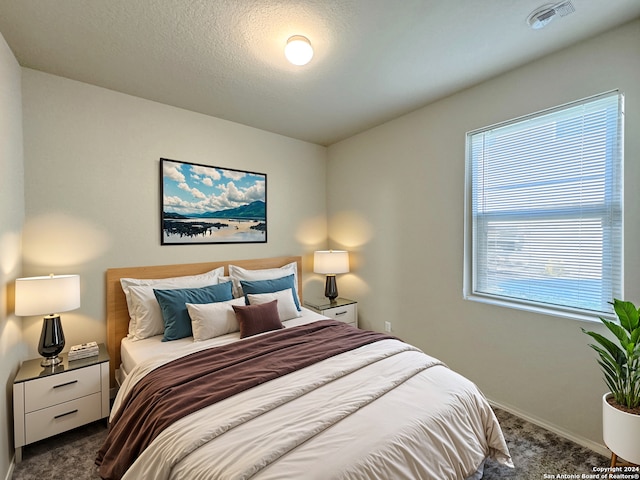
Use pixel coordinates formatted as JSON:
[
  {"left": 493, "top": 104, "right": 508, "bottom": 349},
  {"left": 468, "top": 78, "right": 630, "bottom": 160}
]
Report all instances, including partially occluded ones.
[
  {"left": 335, "top": 311, "right": 347, "bottom": 316},
  {"left": 53, "top": 380, "right": 78, "bottom": 389},
  {"left": 54, "top": 409, "right": 78, "bottom": 419}
]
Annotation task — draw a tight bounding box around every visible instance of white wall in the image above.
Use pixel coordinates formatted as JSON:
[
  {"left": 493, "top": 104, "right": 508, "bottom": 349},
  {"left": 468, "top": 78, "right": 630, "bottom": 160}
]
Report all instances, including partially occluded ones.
[
  {"left": 327, "top": 19, "right": 640, "bottom": 452},
  {"left": 20, "top": 69, "right": 328, "bottom": 359},
  {"left": 0, "top": 32, "right": 25, "bottom": 479}
]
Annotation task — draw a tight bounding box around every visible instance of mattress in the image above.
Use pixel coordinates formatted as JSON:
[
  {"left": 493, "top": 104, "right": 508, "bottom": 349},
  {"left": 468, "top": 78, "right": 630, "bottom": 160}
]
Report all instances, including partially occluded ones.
[
  {"left": 118, "top": 306, "right": 328, "bottom": 381},
  {"left": 104, "top": 314, "right": 513, "bottom": 479}
]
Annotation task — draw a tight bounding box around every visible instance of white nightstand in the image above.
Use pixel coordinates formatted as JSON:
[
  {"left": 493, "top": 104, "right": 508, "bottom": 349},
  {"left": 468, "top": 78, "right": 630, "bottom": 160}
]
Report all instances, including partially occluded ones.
[
  {"left": 305, "top": 297, "right": 358, "bottom": 327},
  {"left": 13, "top": 343, "right": 110, "bottom": 462}
]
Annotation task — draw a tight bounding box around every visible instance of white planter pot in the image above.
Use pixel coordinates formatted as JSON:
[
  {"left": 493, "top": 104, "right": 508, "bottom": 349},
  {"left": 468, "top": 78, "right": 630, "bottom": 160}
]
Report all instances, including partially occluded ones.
[{"left": 602, "top": 393, "right": 640, "bottom": 464}]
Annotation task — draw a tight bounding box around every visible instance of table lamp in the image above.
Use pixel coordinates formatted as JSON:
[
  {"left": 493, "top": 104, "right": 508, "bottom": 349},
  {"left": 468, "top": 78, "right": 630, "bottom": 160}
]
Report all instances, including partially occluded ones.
[
  {"left": 15, "top": 274, "right": 81, "bottom": 367},
  {"left": 314, "top": 250, "right": 349, "bottom": 302}
]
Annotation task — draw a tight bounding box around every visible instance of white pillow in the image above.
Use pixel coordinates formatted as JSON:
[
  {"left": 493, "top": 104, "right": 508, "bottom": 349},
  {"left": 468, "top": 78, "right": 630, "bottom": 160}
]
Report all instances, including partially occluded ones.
[
  {"left": 186, "top": 298, "right": 246, "bottom": 341},
  {"left": 120, "top": 267, "right": 224, "bottom": 340},
  {"left": 246, "top": 288, "right": 302, "bottom": 321},
  {"left": 228, "top": 262, "right": 298, "bottom": 298}
]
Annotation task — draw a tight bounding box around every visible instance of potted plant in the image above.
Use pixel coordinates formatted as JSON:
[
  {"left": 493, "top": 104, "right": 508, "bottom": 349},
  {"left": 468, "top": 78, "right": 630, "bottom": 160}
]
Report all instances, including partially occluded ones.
[{"left": 583, "top": 299, "right": 640, "bottom": 466}]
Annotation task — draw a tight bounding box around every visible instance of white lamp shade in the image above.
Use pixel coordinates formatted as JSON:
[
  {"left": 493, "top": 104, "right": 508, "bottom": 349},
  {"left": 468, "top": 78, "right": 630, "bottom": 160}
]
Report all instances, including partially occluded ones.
[
  {"left": 285, "top": 35, "right": 314, "bottom": 66},
  {"left": 15, "top": 274, "right": 80, "bottom": 316},
  {"left": 314, "top": 251, "right": 349, "bottom": 275}
]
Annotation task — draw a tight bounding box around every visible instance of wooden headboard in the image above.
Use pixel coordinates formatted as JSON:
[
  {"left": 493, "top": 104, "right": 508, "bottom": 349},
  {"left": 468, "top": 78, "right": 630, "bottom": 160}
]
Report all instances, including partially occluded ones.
[{"left": 105, "top": 255, "right": 302, "bottom": 389}]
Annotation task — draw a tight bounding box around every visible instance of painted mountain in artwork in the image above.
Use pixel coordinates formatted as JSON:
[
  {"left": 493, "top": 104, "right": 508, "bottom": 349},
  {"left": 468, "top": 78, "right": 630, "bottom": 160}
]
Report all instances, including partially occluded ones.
[{"left": 165, "top": 200, "right": 265, "bottom": 220}]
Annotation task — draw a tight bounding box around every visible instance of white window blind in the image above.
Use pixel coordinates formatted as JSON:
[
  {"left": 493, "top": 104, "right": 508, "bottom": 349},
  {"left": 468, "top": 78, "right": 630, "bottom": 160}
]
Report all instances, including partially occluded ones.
[{"left": 465, "top": 92, "right": 623, "bottom": 316}]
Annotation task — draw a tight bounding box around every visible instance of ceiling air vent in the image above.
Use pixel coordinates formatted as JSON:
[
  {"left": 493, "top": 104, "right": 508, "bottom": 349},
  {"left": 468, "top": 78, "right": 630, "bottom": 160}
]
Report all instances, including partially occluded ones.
[{"left": 527, "top": 1, "right": 575, "bottom": 30}]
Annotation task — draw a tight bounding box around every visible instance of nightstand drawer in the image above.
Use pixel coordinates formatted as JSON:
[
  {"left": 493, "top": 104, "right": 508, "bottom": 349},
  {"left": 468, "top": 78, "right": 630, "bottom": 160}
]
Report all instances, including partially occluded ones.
[
  {"left": 24, "top": 365, "right": 101, "bottom": 412},
  {"left": 25, "top": 392, "right": 102, "bottom": 444},
  {"left": 324, "top": 303, "right": 356, "bottom": 325}
]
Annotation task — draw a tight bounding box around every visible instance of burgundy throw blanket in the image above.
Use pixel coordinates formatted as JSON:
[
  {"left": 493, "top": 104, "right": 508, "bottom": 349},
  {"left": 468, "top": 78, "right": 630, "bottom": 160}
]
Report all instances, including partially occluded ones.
[{"left": 96, "top": 320, "right": 395, "bottom": 480}]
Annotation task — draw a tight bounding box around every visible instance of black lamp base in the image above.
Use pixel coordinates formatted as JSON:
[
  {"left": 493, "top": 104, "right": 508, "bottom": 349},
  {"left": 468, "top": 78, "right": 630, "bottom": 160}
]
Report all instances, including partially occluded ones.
[
  {"left": 324, "top": 275, "right": 338, "bottom": 302},
  {"left": 40, "top": 355, "right": 63, "bottom": 367},
  {"left": 38, "top": 315, "right": 65, "bottom": 367}
]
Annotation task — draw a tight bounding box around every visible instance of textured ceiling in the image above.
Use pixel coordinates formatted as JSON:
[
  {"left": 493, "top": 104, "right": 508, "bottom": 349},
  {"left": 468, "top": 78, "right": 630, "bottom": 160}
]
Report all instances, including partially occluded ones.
[{"left": 1, "top": 0, "right": 639, "bottom": 145}]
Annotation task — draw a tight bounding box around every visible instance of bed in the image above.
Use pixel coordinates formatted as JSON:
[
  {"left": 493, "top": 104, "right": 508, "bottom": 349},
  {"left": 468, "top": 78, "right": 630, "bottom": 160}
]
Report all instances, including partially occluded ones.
[{"left": 99, "top": 256, "right": 513, "bottom": 480}]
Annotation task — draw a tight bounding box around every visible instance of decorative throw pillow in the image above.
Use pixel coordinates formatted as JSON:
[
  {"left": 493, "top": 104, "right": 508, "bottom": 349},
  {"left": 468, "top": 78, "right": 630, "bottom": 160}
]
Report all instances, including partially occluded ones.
[
  {"left": 120, "top": 267, "right": 224, "bottom": 339},
  {"left": 232, "top": 300, "right": 283, "bottom": 338},
  {"left": 186, "top": 297, "right": 246, "bottom": 341},
  {"left": 246, "top": 288, "right": 301, "bottom": 321},
  {"left": 126, "top": 285, "right": 170, "bottom": 340},
  {"left": 228, "top": 262, "right": 298, "bottom": 298},
  {"left": 240, "top": 274, "right": 301, "bottom": 311},
  {"left": 154, "top": 282, "right": 233, "bottom": 341}
]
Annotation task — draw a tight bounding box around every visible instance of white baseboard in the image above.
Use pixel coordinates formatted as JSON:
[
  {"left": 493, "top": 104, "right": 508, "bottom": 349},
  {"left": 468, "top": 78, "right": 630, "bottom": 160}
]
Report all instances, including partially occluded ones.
[
  {"left": 5, "top": 456, "right": 14, "bottom": 480},
  {"left": 489, "top": 398, "right": 610, "bottom": 458}
]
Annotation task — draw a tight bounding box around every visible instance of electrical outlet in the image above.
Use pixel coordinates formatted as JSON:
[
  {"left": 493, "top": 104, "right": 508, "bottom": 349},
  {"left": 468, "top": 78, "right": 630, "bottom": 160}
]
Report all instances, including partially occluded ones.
[{"left": 384, "top": 321, "right": 392, "bottom": 332}]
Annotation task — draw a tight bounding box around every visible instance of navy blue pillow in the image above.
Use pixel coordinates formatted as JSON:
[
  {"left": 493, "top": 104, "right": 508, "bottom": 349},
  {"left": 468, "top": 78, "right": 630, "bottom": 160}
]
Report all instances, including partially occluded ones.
[
  {"left": 154, "top": 282, "right": 233, "bottom": 341},
  {"left": 240, "top": 274, "right": 301, "bottom": 311}
]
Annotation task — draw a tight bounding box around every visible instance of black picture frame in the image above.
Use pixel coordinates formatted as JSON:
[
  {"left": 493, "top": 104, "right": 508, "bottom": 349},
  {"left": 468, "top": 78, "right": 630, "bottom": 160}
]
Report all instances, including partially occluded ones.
[{"left": 160, "top": 158, "right": 267, "bottom": 245}]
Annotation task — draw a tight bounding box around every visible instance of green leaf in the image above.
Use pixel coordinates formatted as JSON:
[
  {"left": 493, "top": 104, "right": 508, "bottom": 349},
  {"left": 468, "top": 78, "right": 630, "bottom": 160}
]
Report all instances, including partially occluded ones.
[
  {"left": 613, "top": 299, "right": 639, "bottom": 332},
  {"left": 597, "top": 361, "right": 620, "bottom": 394},
  {"left": 601, "top": 318, "right": 631, "bottom": 349},
  {"left": 584, "top": 299, "right": 640, "bottom": 409},
  {"left": 595, "top": 355, "right": 618, "bottom": 378},
  {"left": 583, "top": 330, "right": 625, "bottom": 363}
]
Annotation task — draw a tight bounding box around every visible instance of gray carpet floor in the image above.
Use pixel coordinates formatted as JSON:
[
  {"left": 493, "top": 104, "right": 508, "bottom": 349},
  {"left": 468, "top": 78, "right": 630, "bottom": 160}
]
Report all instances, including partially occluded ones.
[{"left": 12, "top": 408, "right": 611, "bottom": 479}]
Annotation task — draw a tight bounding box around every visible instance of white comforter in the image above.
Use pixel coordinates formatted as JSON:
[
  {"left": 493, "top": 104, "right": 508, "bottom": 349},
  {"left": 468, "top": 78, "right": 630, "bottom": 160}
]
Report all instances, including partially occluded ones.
[{"left": 111, "top": 323, "right": 512, "bottom": 480}]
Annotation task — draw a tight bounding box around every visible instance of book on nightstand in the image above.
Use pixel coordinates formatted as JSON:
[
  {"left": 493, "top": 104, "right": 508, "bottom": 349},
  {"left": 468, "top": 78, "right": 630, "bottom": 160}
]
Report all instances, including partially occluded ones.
[{"left": 68, "top": 341, "right": 99, "bottom": 361}]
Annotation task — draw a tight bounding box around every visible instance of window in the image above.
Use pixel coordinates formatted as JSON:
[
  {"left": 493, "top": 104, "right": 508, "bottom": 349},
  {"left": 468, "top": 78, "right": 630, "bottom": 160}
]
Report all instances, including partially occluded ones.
[{"left": 464, "top": 91, "right": 623, "bottom": 318}]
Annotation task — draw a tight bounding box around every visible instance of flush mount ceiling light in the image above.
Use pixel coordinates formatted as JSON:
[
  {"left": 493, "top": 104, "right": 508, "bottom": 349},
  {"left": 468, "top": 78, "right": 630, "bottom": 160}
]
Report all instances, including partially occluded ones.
[
  {"left": 527, "top": 0, "right": 575, "bottom": 29},
  {"left": 285, "top": 35, "right": 313, "bottom": 66}
]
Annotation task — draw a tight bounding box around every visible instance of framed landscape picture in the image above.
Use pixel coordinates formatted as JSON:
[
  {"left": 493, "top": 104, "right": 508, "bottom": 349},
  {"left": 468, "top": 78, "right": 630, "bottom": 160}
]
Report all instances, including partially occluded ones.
[{"left": 160, "top": 158, "right": 267, "bottom": 245}]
